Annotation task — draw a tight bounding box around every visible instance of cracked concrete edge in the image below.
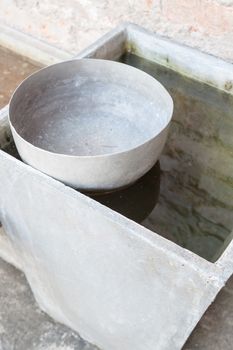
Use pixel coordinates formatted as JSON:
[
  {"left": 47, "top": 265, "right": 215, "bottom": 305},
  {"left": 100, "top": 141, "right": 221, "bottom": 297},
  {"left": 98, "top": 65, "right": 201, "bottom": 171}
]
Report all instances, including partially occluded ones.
[{"left": 0, "top": 22, "right": 72, "bottom": 66}]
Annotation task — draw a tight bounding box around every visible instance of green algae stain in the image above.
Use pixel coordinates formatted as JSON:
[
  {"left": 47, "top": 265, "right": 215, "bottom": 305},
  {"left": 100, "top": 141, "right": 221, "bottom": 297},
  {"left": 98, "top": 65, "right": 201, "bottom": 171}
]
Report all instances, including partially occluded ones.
[{"left": 125, "top": 41, "right": 233, "bottom": 94}]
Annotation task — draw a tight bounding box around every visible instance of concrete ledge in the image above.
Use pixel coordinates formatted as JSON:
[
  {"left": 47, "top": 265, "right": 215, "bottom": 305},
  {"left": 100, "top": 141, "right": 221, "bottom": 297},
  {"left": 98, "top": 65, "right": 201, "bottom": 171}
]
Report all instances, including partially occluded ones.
[
  {"left": 77, "top": 23, "right": 233, "bottom": 94},
  {"left": 0, "top": 22, "right": 72, "bottom": 65},
  {"left": 126, "top": 24, "right": 233, "bottom": 94}
]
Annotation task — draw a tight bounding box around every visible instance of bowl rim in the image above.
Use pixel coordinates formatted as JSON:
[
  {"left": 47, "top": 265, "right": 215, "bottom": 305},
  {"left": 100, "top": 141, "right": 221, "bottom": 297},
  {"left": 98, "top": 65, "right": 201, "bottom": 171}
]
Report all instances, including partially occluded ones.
[{"left": 9, "top": 58, "right": 174, "bottom": 159}]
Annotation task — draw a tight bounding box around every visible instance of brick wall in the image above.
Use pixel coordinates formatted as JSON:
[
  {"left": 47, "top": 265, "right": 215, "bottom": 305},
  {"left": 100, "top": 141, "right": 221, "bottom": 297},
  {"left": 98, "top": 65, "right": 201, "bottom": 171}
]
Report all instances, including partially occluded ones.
[{"left": 0, "top": 0, "right": 233, "bottom": 61}]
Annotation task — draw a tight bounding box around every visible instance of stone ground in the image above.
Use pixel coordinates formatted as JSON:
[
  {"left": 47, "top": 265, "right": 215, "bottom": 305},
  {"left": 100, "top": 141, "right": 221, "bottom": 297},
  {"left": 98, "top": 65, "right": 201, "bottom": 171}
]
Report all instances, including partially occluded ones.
[
  {"left": 1, "top": 46, "right": 233, "bottom": 350},
  {"left": 0, "top": 46, "right": 41, "bottom": 108}
]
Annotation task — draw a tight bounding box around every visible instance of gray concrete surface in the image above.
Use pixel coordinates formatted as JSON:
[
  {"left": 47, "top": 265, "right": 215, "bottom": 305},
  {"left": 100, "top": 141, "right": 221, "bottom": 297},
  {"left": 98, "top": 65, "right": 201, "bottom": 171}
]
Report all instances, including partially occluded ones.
[
  {"left": 0, "top": 258, "right": 98, "bottom": 350},
  {"left": 1, "top": 257, "right": 233, "bottom": 350},
  {"left": 185, "top": 276, "right": 233, "bottom": 350},
  {"left": 0, "top": 131, "right": 225, "bottom": 350}
]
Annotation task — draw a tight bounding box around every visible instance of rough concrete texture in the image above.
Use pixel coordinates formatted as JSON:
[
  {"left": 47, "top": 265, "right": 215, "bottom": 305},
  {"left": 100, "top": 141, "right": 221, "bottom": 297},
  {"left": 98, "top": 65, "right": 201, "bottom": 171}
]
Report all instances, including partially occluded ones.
[
  {"left": 0, "top": 127, "right": 225, "bottom": 350},
  {"left": 1, "top": 0, "right": 233, "bottom": 62},
  {"left": 0, "top": 154, "right": 223, "bottom": 350},
  {"left": 1, "top": 255, "right": 233, "bottom": 350},
  {"left": 0, "top": 257, "right": 98, "bottom": 350}
]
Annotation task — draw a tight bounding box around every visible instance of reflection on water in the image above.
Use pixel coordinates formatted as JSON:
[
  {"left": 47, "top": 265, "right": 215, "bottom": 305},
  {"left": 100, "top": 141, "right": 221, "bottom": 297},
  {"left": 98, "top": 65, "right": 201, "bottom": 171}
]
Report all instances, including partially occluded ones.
[
  {"left": 3, "top": 53, "right": 233, "bottom": 262},
  {"left": 88, "top": 163, "right": 160, "bottom": 223},
  {"left": 3, "top": 142, "right": 21, "bottom": 160},
  {"left": 118, "top": 53, "right": 233, "bottom": 262}
]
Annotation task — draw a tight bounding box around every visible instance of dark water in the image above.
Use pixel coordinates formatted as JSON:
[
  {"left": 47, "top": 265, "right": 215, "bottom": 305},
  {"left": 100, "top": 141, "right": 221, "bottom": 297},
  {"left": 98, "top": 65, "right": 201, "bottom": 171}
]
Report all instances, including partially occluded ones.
[
  {"left": 118, "top": 53, "right": 233, "bottom": 262},
  {"left": 3, "top": 53, "right": 233, "bottom": 262},
  {"left": 88, "top": 162, "right": 160, "bottom": 224},
  {"left": 3, "top": 142, "right": 160, "bottom": 224}
]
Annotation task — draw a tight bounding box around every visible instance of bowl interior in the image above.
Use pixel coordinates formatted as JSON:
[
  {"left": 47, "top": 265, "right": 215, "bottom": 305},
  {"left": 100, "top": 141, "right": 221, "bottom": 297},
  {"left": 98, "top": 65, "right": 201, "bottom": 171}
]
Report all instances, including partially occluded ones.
[{"left": 9, "top": 59, "right": 172, "bottom": 156}]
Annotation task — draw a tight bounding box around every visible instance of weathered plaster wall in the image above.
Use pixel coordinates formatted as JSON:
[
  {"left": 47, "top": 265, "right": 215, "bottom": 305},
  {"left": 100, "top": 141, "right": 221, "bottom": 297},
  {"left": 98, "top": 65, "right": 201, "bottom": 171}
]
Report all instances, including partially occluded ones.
[{"left": 0, "top": 0, "right": 233, "bottom": 61}]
